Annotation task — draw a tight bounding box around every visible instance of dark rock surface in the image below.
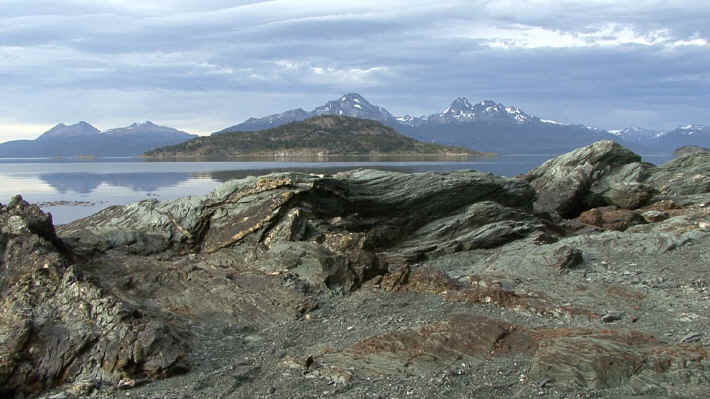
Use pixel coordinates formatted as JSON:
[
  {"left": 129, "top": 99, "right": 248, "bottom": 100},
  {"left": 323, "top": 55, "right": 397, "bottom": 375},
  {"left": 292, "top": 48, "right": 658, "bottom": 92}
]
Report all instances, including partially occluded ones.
[
  {"left": 2, "top": 141, "right": 710, "bottom": 398},
  {"left": 0, "top": 197, "right": 187, "bottom": 399}
]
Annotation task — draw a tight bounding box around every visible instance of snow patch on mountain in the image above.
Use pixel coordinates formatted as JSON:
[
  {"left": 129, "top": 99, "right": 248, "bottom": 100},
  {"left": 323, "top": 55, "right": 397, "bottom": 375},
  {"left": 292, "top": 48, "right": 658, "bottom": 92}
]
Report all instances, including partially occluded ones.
[{"left": 541, "top": 119, "right": 565, "bottom": 125}]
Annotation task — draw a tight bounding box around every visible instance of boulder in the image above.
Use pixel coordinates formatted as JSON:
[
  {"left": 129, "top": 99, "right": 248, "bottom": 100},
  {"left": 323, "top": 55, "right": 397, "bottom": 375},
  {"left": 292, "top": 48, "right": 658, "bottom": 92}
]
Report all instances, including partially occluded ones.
[
  {"left": 588, "top": 162, "right": 656, "bottom": 209},
  {"left": 525, "top": 141, "right": 655, "bottom": 218}
]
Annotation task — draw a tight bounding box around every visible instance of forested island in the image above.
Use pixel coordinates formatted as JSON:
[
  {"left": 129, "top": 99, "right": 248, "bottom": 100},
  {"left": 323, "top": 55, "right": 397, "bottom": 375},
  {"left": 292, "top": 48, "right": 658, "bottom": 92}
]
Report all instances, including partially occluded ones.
[{"left": 144, "top": 115, "right": 488, "bottom": 160}]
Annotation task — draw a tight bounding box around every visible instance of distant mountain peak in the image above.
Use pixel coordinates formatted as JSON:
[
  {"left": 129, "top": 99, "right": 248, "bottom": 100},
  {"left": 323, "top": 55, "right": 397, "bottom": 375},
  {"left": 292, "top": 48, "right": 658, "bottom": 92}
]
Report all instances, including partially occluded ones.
[
  {"left": 431, "top": 97, "right": 533, "bottom": 125},
  {"left": 340, "top": 93, "right": 366, "bottom": 102},
  {"left": 37, "top": 121, "right": 101, "bottom": 141},
  {"left": 443, "top": 97, "right": 474, "bottom": 114},
  {"left": 314, "top": 93, "right": 392, "bottom": 120},
  {"left": 103, "top": 121, "right": 193, "bottom": 137},
  {"left": 1, "top": 120, "right": 196, "bottom": 157},
  {"left": 126, "top": 121, "right": 158, "bottom": 129}
]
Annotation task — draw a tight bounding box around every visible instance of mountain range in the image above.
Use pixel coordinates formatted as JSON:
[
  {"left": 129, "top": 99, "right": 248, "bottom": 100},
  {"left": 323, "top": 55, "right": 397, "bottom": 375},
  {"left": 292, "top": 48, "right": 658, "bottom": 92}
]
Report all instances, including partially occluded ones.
[
  {"left": 217, "top": 93, "right": 709, "bottom": 154},
  {"left": 0, "top": 121, "right": 197, "bottom": 157},
  {"left": 2, "top": 94, "right": 707, "bottom": 158}
]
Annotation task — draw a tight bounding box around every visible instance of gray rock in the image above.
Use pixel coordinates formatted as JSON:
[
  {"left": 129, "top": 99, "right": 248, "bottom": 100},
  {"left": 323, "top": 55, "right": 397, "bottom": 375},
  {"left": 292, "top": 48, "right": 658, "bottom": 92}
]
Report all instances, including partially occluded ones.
[
  {"left": 59, "top": 170, "right": 536, "bottom": 291},
  {"left": 646, "top": 152, "right": 710, "bottom": 196},
  {"left": 525, "top": 141, "right": 653, "bottom": 217},
  {"left": 551, "top": 245, "right": 583, "bottom": 271},
  {"left": 641, "top": 210, "right": 669, "bottom": 223}
]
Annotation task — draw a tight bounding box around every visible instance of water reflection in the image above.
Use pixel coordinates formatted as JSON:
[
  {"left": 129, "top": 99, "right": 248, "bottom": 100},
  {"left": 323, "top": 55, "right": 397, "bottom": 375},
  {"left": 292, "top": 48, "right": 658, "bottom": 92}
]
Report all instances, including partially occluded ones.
[{"left": 38, "top": 172, "right": 192, "bottom": 193}]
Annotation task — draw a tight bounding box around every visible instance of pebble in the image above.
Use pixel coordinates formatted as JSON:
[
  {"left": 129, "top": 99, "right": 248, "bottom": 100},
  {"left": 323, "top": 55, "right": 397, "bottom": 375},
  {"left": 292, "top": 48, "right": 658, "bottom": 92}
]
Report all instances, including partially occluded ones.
[
  {"left": 118, "top": 378, "right": 136, "bottom": 389},
  {"left": 680, "top": 332, "right": 702, "bottom": 344},
  {"left": 601, "top": 311, "right": 623, "bottom": 323}
]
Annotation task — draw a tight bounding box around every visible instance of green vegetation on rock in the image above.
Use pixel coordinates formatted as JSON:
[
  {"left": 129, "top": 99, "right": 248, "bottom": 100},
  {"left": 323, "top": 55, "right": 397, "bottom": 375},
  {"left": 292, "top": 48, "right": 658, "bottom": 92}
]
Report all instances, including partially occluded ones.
[{"left": 144, "top": 115, "right": 487, "bottom": 160}]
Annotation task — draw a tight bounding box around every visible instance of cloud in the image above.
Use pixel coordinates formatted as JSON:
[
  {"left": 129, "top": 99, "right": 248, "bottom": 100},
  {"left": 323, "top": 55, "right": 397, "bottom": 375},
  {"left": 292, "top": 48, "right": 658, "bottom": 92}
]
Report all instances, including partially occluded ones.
[{"left": 1, "top": 0, "right": 709, "bottom": 138}]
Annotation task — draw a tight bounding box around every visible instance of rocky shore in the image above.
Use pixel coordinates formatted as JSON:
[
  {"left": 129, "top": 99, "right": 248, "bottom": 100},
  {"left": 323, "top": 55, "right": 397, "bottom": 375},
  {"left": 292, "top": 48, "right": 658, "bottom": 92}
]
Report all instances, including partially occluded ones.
[{"left": 1, "top": 140, "right": 709, "bottom": 398}]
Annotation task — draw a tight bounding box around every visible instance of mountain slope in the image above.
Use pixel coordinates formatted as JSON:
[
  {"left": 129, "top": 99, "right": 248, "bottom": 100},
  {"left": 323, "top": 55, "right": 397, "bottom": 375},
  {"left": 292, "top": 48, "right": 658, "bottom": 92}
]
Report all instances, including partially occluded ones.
[
  {"left": 608, "top": 127, "right": 663, "bottom": 144},
  {"left": 396, "top": 97, "right": 620, "bottom": 153},
  {"left": 146, "top": 115, "right": 482, "bottom": 159},
  {"left": 0, "top": 121, "right": 197, "bottom": 157},
  {"left": 216, "top": 109, "right": 313, "bottom": 133},
  {"left": 36, "top": 121, "right": 101, "bottom": 142},
  {"left": 656, "top": 125, "right": 710, "bottom": 150}
]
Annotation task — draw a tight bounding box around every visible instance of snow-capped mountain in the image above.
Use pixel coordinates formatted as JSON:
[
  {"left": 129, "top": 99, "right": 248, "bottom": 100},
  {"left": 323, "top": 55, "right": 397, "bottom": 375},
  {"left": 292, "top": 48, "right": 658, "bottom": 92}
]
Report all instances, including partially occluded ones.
[
  {"left": 673, "top": 124, "right": 707, "bottom": 135},
  {"left": 313, "top": 93, "right": 395, "bottom": 123},
  {"left": 217, "top": 93, "right": 396, "bottom": 133},
  {"left": 426, "top": 98, "right": 535, "bottom": 125},
  {"left": 655, "top": 124, "right": 710, "bottom": 150},
  {"left": 215, "top": 93, "right": 707, "bottom": 154},
  {"left": 395, "top": 114, "right": 427, "bottom": 127},
  {"left": 608, "top": 127, "right": 663, "bottom": 144},
  {"left": 606, "top": 124, "right": 710, "bottom": 152},
  {"left": 394, "top": 99, "right": 617, "bottom": 153},
  {"left": 221, "top": 94, "right": 548, "bottom": 133}
]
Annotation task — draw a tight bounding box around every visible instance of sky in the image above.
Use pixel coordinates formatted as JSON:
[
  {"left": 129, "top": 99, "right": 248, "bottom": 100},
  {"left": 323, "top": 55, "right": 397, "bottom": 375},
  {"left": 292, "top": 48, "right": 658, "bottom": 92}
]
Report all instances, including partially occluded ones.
[{"left": 1, "top": 0, "right": 709, "bottom": 142}]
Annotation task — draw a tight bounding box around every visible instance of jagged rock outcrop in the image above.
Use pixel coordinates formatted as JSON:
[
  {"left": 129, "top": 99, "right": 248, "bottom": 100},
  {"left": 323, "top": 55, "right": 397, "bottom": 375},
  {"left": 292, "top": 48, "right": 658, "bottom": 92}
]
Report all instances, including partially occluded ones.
[
  {"left": 59, "top": 170, "right": 538, "bottom": 292},
  {"left": 0, "top": 197, "right": 187, "bottom": 398}
]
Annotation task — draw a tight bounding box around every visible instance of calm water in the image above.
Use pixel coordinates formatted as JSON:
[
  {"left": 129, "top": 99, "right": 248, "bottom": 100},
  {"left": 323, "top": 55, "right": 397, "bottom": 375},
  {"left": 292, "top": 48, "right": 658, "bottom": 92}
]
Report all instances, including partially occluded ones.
[{"left": 0, "top": 153, "right": 673, "bottom": 225}]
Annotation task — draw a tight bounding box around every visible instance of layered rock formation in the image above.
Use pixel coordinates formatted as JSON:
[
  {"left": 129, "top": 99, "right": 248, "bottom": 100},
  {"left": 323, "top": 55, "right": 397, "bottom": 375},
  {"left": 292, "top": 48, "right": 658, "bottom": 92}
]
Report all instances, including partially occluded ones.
[
  {"left": 2, "top": 140, "right": 709, "bottom": 398},
  {"left": 0, "top": 197, "right": 187, "bottom": 398}
]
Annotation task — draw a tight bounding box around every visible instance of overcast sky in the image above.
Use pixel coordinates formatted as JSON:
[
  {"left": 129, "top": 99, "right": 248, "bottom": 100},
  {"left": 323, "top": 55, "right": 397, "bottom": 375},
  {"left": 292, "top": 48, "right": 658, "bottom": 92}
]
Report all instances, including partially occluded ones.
[{"left": 1, "top": 0, "right": 708, "bottom": 141}]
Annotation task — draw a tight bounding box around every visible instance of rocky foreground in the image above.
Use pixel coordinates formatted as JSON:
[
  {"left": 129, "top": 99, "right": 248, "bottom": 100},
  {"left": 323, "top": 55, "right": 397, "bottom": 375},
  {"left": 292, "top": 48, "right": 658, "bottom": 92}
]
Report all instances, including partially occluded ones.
[{"left": 1, "top": 141, "right": 710, "bottom": 399}]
